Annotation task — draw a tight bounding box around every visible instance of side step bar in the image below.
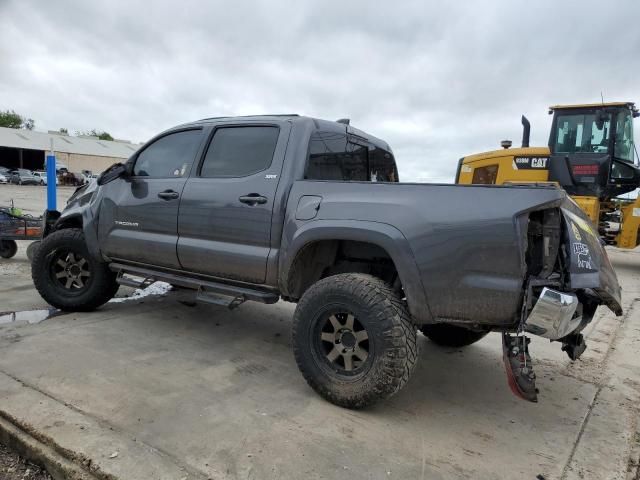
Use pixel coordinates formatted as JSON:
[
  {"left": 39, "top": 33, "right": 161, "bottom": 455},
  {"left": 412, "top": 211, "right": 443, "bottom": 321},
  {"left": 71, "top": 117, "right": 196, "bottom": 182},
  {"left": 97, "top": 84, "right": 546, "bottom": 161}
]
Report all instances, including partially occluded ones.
[{"left": 110, "top": 263, "right": 280, "bottom": 305}]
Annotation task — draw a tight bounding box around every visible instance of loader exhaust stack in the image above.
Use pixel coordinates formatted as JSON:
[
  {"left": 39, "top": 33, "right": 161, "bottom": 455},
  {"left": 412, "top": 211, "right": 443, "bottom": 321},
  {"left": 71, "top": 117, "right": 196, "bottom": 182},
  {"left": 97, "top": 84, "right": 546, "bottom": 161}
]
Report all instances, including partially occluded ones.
[{"left": 521, "top": 115, "right": 530, "bottom": 148}]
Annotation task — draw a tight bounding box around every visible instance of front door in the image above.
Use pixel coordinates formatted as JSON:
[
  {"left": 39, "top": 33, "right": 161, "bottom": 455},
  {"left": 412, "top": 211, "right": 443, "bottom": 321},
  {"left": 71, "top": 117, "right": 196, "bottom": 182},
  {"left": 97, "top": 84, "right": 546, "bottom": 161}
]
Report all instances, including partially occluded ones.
[
  {"left": 98, "top": 128, "right": 204, "bottom": 269},
  {"left": 177, "top": 123, "right": 288, "bottom": 283}
]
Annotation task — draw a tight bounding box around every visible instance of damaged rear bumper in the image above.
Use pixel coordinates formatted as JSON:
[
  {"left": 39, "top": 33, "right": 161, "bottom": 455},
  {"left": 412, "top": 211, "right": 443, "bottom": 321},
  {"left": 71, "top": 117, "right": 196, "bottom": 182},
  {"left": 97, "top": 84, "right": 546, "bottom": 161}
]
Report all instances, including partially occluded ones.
[{"left": 525, "top": 287, "right": 579, "bottom": 340}]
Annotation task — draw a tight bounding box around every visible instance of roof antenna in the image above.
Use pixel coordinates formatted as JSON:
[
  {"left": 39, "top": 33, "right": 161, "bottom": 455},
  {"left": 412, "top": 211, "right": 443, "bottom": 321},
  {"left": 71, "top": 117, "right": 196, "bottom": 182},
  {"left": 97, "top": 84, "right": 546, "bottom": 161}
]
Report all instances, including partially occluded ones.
[{"left": 601, "top": 91, "right": 605, "bottom": 104}]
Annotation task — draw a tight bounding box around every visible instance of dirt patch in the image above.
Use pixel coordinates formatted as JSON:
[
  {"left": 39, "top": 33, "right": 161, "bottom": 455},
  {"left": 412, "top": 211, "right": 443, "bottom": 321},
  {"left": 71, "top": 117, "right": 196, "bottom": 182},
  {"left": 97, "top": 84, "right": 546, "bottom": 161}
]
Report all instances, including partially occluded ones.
[{"left": 0, "top": 442, "right": 51, "bottom": 480}]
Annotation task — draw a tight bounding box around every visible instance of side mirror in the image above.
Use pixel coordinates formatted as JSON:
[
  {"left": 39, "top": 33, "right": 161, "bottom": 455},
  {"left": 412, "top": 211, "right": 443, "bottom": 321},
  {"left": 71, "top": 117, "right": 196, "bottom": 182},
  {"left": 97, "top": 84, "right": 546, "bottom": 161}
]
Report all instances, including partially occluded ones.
[{"left": 97, "top": 163, "right": 128, "bottom": 186}]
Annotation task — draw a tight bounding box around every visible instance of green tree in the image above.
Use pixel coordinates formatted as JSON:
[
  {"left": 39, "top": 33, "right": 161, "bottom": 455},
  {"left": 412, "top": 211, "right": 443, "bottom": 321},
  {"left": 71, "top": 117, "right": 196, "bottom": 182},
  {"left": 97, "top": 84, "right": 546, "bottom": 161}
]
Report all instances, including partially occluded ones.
[
  {"left": 96, "top": 131, "right": 113, "bottom": 141},
  {"left": 78, "top": 129, "right": 114, "bottom": 141},
  {"left": 59, "top": 127, "right": 68, "bottom": 134},
  {"left": 0, "top": 110, "right": 22, "bottom": 128}
]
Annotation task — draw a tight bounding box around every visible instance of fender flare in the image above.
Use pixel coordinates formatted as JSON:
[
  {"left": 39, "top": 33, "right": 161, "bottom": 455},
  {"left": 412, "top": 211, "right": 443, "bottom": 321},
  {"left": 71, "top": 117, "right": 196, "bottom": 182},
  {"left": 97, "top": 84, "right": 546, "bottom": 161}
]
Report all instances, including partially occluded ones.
[
  {"left": 279, "top": 219, "right": 433, "bottom": 324},
  {"left": 53, "top": 207, "right": 102, "bottom": 262}
]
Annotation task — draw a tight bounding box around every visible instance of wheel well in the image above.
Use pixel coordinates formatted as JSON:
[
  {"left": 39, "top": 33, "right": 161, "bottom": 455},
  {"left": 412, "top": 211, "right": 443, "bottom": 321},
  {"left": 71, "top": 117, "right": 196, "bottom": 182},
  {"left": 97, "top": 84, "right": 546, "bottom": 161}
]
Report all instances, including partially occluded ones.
[
  {"left": 286, "top": 240, "right": 400, "bottom": 300},
  {"left": 54, "top": 216, "right": 82, "bottom": 231}
]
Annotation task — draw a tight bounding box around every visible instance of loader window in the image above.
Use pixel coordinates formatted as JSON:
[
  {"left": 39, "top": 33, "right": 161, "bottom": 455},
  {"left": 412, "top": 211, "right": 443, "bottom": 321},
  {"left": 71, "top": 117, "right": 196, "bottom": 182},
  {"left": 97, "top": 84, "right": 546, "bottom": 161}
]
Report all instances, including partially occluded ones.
[
  {"left": 614, "top": 110, "right": 634, "bottom": 163},
  {"left": 553, "top": 113, "right": 610, "bottom": 154},
  {"left": 472, "top": 164, "right": 498, "bottom": 184}
]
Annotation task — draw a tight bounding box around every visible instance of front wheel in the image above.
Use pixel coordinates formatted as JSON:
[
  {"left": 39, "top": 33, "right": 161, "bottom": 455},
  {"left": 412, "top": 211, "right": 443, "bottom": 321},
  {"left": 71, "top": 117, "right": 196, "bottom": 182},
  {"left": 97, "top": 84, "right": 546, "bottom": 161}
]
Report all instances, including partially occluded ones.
[
  {"left": 292, "top": 273, "right": 418, "bottom": 409},
  {"left": 0, "top": 240, "right": 18, "bottom": 258},
  {"left": 31, "top": 228, "right": 119, "bottom": 311},
  {"left": 420, "top": 324, "right": 488, "bottom": 347}
]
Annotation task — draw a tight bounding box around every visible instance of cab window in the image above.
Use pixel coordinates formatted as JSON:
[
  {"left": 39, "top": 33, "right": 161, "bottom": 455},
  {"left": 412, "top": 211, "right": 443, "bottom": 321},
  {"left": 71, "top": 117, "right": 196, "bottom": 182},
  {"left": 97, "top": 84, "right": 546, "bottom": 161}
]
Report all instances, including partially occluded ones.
[
  {"left": 199, "top": 126, "right": 279, "bottom": 178},
  {"left": 306, "top": 131, "right": 397, "bottom": 182},
  {"left": 553, "top": 113, "right": 610, "bottom": 154},
  {"left": 614, "top": 110, "right": 634, "bottom": 163},
  {"left": 133, "top": 129, "right": 202, "bottom": 178}
]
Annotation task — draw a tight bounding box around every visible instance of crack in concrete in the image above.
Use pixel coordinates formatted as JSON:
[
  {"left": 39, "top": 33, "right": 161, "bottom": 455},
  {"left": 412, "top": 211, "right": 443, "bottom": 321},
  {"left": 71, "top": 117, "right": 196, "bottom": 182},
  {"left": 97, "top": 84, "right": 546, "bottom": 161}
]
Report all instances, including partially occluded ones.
[{"left": 559, "top": 298, "right": 639, "bottom": 479}]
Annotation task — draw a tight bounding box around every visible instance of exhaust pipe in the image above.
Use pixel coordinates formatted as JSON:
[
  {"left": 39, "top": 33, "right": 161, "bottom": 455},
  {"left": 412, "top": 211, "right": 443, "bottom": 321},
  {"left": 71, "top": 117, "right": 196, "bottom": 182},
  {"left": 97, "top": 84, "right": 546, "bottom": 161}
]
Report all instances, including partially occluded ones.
[{"left": 521, "top": 115, "right": 530, "bottom": 148}]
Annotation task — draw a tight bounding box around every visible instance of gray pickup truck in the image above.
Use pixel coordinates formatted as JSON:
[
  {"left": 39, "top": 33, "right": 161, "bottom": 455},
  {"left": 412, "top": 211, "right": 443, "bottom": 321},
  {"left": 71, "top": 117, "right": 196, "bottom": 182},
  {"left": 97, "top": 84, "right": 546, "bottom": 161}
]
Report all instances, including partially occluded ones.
[{"left": 31, "top": 115, "right": 622, "bottom": 408}]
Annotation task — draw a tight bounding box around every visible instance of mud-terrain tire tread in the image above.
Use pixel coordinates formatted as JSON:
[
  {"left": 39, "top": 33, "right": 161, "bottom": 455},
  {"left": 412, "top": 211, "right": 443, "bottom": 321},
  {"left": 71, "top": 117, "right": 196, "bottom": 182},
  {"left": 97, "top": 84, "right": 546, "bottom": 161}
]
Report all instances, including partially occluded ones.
[
  {"left": 292, "top": 273, "right": 418, "bottom": 408},
  {"left": 0, "top": 240, "right": 18, "bottom": 259},
  {"left": 31, "top": 228, "right": 118, "bottom": 311},
  {"left": 420, "top": 324, "right": 488, "bottom": 347},
  {"left": 26, "top": 240, "right": 40, "bottom": 262}
]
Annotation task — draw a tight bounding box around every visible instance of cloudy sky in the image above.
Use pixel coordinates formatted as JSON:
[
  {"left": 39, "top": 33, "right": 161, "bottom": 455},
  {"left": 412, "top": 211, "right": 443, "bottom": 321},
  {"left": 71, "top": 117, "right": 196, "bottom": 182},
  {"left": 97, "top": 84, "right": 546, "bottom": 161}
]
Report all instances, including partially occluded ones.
[{"left": 1, "top": 0, "right": 639, "bottom": 182}]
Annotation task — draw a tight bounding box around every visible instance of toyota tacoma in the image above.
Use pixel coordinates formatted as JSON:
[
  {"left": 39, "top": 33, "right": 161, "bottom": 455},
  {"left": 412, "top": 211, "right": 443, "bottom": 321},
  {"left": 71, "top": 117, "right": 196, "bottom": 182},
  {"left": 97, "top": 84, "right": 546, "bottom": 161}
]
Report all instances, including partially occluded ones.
[{"left": 31, "top": 115, "right": 623, "bottom": 407}]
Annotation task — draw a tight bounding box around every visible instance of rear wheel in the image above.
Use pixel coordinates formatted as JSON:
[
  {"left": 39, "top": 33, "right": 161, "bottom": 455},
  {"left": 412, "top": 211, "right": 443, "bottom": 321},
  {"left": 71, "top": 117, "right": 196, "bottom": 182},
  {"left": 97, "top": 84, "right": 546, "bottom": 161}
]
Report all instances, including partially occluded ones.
[
  {"left": 32, "top": 228, "right": 119, "bottom": 311},
  {"left": 292, "top": 273, "right": 418, "bottom": 408},
  {"left": 0, "top": 240, "right": 18, "bottom": 259},
  {"left": 420, "top": 324, "right": 488, "bottom": 347}
]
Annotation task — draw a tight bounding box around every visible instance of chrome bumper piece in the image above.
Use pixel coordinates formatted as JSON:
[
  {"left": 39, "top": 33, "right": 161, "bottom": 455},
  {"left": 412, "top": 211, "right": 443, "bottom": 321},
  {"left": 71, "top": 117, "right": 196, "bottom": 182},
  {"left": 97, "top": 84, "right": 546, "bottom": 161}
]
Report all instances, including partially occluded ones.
[{"left": 525, "top": 287, "right": 580, "bottom": 340}]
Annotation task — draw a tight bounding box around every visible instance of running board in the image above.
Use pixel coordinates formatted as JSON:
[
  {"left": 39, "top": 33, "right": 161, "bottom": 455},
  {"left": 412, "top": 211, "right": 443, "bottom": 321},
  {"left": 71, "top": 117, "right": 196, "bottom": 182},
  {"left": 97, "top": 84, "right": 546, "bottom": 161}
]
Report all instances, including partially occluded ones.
[
  {"left": 196, "top": 288, "right": 245, "bottom": 310},
  {"left": 110, "top": 263, "right": 279, "bottom": 304}
]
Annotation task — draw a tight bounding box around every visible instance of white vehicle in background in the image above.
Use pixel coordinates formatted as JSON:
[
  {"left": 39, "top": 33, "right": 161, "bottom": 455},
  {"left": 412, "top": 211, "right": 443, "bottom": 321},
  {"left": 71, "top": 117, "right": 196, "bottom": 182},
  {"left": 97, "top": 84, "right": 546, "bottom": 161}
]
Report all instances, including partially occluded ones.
[
  {"left": 0, "top": 166, "right": 10, "bottom": 183},
  {"left": 33, "top": 171, "right": 59, "bottom": 186}
]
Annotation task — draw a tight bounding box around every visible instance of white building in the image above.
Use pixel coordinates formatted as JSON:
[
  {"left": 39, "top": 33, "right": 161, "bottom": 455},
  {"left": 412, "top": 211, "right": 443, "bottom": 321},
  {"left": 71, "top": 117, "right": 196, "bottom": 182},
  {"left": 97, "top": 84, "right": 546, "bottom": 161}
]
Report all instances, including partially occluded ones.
[{"left": 0, "top": 127, "right": 143, "bottom": 173}]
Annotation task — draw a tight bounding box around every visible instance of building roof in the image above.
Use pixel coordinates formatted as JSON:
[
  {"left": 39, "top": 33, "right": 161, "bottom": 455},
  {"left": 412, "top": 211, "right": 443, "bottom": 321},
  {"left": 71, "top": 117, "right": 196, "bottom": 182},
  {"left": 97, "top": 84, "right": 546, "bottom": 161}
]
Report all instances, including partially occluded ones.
[{"left": 0, "top": 127, "right": 143, "bottom": 159}]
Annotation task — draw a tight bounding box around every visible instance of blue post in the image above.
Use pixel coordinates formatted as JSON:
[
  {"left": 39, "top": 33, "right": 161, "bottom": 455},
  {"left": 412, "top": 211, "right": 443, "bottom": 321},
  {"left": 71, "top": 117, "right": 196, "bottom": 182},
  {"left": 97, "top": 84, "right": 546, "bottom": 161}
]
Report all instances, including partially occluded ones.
[{"left": 46, "top": 149, "right": 57, "bottom": 212}]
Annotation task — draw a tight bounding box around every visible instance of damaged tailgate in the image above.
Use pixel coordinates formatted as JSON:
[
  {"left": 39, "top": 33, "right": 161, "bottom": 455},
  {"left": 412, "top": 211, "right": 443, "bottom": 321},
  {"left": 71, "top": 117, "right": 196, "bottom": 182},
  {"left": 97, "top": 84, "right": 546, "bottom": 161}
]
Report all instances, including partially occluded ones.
[{"left": 560, "top": 197, "right": 622, "bottom": 316}]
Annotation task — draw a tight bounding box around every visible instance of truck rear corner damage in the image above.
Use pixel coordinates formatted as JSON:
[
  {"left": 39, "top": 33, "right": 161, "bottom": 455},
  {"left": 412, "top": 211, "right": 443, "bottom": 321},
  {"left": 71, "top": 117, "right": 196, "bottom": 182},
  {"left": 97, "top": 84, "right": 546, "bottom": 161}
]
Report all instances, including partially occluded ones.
[{"left": 504, "top": 199, "right": 623, "bottom": 402}]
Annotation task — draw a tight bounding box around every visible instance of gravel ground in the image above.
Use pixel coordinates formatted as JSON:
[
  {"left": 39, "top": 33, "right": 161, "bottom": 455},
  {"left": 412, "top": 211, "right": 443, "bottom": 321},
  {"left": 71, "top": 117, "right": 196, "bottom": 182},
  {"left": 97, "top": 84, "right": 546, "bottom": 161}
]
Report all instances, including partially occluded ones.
[{"left": 0, "top": 443, "right": 51, "bottom": 480}]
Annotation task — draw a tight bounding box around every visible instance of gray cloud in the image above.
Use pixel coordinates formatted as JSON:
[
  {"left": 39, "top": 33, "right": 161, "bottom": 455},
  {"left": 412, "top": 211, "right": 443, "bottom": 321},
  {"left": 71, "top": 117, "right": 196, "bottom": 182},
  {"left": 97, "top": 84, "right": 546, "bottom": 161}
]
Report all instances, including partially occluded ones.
[{"left": 1, "top": 0, "right": 639, "bottom": 182}]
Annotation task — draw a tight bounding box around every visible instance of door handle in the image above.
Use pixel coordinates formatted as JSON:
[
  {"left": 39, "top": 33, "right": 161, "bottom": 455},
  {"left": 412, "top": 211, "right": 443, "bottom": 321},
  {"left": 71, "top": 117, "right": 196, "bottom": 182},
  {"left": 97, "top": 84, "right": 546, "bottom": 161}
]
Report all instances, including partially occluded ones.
[
  {"left": 239, "top": 194, "right": 267, "bottom": 205},
  {"left": 158, "top": 190, "right": 179, "bottom": 200}
]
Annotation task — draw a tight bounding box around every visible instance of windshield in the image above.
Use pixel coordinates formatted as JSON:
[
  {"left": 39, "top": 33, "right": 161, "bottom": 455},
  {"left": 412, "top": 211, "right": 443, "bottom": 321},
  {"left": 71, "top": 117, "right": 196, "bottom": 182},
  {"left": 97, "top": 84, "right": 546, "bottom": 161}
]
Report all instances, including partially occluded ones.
[
  {"left": 553, "top": 112, "right": 611, "bottom": 154},
  {"left": 614, "top": 109, "right": 634, "bottom": 163}
]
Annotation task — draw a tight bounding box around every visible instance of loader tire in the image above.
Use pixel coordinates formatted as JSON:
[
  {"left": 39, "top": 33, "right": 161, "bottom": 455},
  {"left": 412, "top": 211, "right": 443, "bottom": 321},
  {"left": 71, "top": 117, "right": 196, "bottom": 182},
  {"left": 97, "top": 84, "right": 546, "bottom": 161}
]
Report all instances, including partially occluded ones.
[
  {"left": 32, "top": 228, "right": 119, "bottom": 311},
  {"left": 420, "top": 324, "right": 488, "bottom": 347},
  {"left": 292, "top": 273, "right": 418, "bottom": 409}
]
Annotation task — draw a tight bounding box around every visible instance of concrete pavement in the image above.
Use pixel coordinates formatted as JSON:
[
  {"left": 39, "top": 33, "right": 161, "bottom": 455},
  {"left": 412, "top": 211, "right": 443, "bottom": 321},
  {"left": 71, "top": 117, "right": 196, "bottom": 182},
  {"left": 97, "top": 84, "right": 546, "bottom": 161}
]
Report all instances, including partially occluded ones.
[{"left": 1, "top": 184, "right": 639, "bottom": 479}]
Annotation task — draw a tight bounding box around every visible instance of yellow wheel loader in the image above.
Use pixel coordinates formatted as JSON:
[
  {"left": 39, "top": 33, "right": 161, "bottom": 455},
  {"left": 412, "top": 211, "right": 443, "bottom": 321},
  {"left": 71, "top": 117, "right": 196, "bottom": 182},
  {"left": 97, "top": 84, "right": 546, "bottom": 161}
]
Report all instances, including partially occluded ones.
[{"left": 457, "top": 102, "right": 640, "bottom": 248}]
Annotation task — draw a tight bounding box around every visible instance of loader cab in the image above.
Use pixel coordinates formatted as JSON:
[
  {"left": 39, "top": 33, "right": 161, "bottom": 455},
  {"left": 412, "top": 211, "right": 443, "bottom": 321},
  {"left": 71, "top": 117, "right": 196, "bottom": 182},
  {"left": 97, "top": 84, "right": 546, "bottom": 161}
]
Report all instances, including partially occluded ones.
[{"left": 547, "top": 102, "right": 640, "bottom": 200}]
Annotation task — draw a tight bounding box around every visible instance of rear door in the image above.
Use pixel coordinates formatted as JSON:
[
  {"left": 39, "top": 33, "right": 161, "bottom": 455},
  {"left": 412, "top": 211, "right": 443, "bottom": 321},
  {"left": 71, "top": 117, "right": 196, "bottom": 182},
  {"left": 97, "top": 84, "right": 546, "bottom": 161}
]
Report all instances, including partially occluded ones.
[
  {"left": 177, "top": 123, "right": 289, "bottom": 283},
  {"left": 98, "top": 128, "right": 205, "bottom": 268}
]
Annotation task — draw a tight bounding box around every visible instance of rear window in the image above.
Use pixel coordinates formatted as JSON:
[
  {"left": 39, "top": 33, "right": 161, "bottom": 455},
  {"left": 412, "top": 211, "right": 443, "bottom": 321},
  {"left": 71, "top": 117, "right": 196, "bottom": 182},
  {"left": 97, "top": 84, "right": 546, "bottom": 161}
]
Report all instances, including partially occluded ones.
[{"left": 306, "top": 131, "right": 397, "bottom": 182}]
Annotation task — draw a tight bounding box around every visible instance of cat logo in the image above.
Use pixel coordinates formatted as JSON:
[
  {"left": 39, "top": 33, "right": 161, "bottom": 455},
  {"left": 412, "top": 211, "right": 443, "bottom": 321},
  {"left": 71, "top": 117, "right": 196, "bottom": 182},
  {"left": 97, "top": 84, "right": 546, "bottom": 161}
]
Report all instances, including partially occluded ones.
[
  {"left": 531, "top": 158, "right": 547, "bottom": 168},
  {"left": 513, "top": 156, "right": 549, "bottom": 170},
  {"left": 571, "top": 222, "right": 582, "bottom": 241}
]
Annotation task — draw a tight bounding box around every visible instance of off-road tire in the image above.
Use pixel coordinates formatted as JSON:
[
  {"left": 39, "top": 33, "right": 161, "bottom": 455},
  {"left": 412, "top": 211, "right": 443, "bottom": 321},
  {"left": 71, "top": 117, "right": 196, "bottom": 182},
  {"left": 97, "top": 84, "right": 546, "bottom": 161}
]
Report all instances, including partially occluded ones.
[
  {"left": 26, "top": 240, "right": 41, "bottom": 262},
  {"left": 292, "top": 273, "right": 418, "bottom": 408},
  {"left": 0, "top": 240, "right": 18, "bottom": 259},
  {"left": 420, "top": 324, "right": 488, "bottom": 347},
  {"left": 32, "top": 228, "right": 119, "bottom": 311}
]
